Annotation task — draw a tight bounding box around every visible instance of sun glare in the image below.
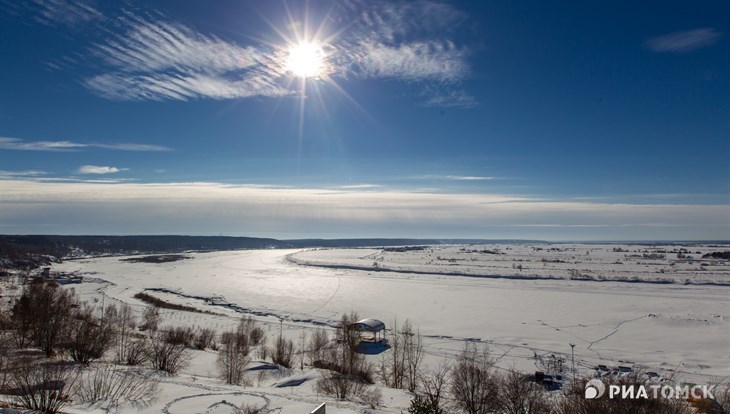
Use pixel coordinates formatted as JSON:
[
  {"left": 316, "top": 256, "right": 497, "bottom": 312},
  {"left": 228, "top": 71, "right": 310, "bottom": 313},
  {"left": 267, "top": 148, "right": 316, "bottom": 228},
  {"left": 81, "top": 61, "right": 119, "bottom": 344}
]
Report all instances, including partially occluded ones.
[{"left": 286, "top": 42, "right": 324, "bottom": 78}]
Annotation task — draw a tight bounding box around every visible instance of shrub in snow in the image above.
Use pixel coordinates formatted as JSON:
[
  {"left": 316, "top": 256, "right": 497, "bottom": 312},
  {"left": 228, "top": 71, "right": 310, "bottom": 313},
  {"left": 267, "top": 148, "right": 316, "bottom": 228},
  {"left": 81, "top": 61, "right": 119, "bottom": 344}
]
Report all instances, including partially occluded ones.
[
  {"left": 145, "top": 334, "right": 190, "bottom": 375},
  {"left": 412, "top": 362, "right": 451, "bottom": 414},
  {"left": 306, "top": 328, "right": 329, "bottom": 366},
  {"left": 315, "top": 371, "right": 366, "bottom": 399},
  {"left": 110, "top": 303, "right": 140, "bottom": 365},
  {"left": 3, "top": 357, "right": 79, "bottom": 414},
  {"left": 63, "top": 303, "right": 114, "bottom": 364},
  {"left": 75, "top": 363, "right": 158, "bottom": 407},
  {"left": 558, "top": 374, "right": 695, "bottom": 414},
  {"left": 238, "top": 402, "right": 267, "bottom": 414},
  {"left": 139, "top": 305, "right": 160, "bottom": 333},
  {"left": 193, "top": 327, "right": 216, "bottom": 350},
  {"left": 217, "top": 328, "right": 251, "bottom": 385},
  {"left": 163, "top": 326, "right": 195, "bottom": 346},
  {"left": 269, "top": 335, "right": 295, "bottom": 369},
  {"left": 120, "top": 338, "right": 148, "bottom": 366},
  {"left": 11, "top": 278, "right": 76, "bottom": 356}
]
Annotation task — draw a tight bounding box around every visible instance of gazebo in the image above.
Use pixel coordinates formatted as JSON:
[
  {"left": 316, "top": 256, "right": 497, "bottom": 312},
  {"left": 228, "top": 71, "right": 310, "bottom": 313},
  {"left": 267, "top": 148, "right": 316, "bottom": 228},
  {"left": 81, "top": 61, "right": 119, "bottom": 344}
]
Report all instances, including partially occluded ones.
[{"left": 349, "top": 318, "right": 390, "bottom": 355}]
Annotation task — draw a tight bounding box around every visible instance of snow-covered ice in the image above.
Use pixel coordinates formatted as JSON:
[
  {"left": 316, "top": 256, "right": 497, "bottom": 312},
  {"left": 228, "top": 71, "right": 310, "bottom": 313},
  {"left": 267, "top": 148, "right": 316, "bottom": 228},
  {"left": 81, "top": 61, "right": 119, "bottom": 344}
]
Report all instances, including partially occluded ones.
[{"left": 41, "top": 243, "right": 730, "bottom": 412}]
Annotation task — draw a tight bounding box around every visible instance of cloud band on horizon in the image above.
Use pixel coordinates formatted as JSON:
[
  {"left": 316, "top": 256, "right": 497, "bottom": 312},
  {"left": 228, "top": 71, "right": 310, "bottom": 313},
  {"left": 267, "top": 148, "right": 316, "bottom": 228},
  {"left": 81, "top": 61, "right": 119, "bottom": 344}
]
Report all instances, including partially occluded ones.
[
  {"left": 0, "top": 137, "right": 173, "bottom": 152},
  {"left": 1, "top": 179, "right": 726, "bottom": 240}
]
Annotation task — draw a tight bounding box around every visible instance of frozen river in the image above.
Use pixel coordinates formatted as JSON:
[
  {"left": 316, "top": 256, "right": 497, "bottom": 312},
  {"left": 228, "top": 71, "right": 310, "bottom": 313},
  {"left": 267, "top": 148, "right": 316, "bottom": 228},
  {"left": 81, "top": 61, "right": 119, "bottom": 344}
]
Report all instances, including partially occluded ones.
[{"left": 54, "top": 247, "right": 730, "bottom": 381}]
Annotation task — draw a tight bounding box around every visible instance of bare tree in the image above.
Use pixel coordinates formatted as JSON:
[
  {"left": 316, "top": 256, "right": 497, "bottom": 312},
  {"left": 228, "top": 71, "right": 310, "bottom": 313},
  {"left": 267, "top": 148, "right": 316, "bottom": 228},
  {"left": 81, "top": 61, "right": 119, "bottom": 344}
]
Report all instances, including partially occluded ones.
[
  {"left": 112, "top": 303, "right": 138, "bottom": 364},
  {"left": 121, "top": 337, "right": 148, "bottom": 366},
  {"left": 237, "top": 316, "right": 265, "bottom": 346},
  {"left": 709, "top": 378, "right": 730, "bottom": 413},
  {"left": 217, "top": 327, "right": 252, "bottom": 385},
  {"left": 270, "top": 335, "right": 295, "bottom": 368},
  {"left": 194, "top": 327, "right": 216, "bottom": 350},
  {"left": 163, "top": 326, "right": 196, "bottom": 346},
  {"left": 0, "top": 305, "right": 12, "bottom": 391},
  {"left": 557, "top": 374, "right": 693, "bottom": 414},
  {"left": 381, "top": 316, "right": 406, "bottom": 388},
  {"left": 5, "top": 357, "right": 80, "bottom": 414},
  {"left": 381, "top": 318, "right": 423, "bottom": 391},
  {"left": 238, "top": 401, "right": 267, "bottom": 414},
  {"left": 416, "top": 362, "right": 452, "bottom": 414},
  {"left": 495, "top": 369, "right": 554, "bottom": 414},
  {"left": 450, "top": 344, "right": 498, "bottom": 414},
  {"left": 63, "top": 303, "right": 114, "bottom": 364},
  {"left": 140, "top": 305, "right": 161, "bottom": 333},
  {"left": 403, "top": 320, "right": 424, "bottom": 392},
  {"left": 316, "top": 371, "right": 366, "bottom": 399},
  {"left": 145, "top": 332, "right": 190, "bottom": 375},
  {"left": 11, "top": 279, "right": 77, "bottom": 356},
  {"left": 307, "top": 328, "right": 330, "bottom": 366},
  {"left": 0, "top": 334, "right": 9, "bottom": 393},
  {"left": 360, "top": 386, "right": 383, "bottom": 408},
  {"left": 75, "top": 363, "right": 159, "bottom": 408},
  {"left": 314, "top": 310, "right": 377, "bottom": 402},
  {"left": 337, "top": 311, "right": 363, "bottom": 376}
]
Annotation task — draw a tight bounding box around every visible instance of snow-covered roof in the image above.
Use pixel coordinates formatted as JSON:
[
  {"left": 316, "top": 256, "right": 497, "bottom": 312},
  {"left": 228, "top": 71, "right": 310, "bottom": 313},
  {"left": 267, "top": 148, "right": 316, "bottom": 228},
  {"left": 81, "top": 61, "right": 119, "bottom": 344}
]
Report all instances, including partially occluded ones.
[{"left": 350, "top": 318, "right": 386, "bottom": 332}]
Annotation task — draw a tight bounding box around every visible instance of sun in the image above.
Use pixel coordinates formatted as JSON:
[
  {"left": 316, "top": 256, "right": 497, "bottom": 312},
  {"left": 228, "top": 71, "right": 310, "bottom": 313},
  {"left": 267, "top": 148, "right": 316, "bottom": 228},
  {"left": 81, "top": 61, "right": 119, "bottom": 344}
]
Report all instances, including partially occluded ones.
[{"left": 286, "top": 42, "right": 325, "bottom": 78}]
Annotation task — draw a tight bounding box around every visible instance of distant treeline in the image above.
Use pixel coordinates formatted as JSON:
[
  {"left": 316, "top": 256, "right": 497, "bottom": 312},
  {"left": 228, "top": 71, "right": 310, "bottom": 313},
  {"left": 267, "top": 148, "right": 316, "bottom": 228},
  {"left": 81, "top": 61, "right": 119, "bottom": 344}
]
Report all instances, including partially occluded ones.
[
  {"left": 133, "top": 291, "right": 214, "bottom": 314},
  {"left": 702, "top": 251, "right": 730, "bottom": 260},
  {"left": 0, "top": 234, "right": 545, "bottom": 269},
  {"left": 120, "top": 254, "right": 192, "bottom": 264}
]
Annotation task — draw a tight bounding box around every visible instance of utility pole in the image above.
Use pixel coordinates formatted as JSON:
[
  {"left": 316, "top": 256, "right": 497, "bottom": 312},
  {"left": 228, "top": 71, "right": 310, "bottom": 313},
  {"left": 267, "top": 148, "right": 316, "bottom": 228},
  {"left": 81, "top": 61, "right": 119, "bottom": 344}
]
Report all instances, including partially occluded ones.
[
  {"left": 570, "top": 343, "right": 576, "bottom": 381},
  {"left": 101, "top": 291, "right": 106, "bottom": 322}
]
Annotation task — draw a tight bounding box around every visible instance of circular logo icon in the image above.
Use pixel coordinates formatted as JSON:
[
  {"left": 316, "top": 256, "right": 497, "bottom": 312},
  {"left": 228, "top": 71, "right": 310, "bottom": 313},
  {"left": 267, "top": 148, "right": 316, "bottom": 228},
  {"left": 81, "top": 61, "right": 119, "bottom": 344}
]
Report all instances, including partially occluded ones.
[{"left": 585, "top": 379, "right": 606, "bottom": 399}]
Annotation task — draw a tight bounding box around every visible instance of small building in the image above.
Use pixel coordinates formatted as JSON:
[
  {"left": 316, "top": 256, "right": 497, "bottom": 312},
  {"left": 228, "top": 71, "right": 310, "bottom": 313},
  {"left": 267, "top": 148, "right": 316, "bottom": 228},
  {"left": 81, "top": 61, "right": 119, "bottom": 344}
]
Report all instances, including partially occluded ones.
[
  {"left": 349, "top": 318, "right": 390, "bottom": 355},
  {"left": 534, "top": 371, "right": 544, "bottom": 383}
]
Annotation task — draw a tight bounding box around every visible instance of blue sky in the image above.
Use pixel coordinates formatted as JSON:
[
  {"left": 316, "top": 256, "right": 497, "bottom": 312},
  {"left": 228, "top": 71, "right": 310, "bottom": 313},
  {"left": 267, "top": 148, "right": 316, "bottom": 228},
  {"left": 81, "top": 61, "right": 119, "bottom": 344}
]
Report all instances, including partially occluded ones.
[{"left": 0, "top": 0, "right": 728, "bottom": 240}]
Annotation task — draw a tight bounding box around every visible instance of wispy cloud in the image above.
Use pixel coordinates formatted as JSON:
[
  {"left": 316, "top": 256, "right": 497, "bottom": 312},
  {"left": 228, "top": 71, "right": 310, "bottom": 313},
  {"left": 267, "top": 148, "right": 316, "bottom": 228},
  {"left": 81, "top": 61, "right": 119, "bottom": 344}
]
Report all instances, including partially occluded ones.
[
  {"left": 347, "top": 40, "right": 467, "bottom": 82},
  {"left": 0, "top": 180, "right": 725, "bottom": 239},
  {"left": 77, "top": 165, "right": 127, "bottom": 174},
  {"left": 0, "top": 137, "right": 172, "bottom": 152},
  {"left": 409, "top": 174, "right": 496, "bottom": 181},
  {"left": 335, "top": 0, "right": 475, "bottom": 107},
  {"left": 421, "top": 88, "right": 477, "bottom": 109},
  {"left": 645, "top": 28, "right": 721, "bottom": 53},
  {"left": 77, "top": 2, "right": 474, "bottom": 107},
  {"left": 15, "top": 0, "right": 103, "bottom": 27},
  {"left": 10, "top": 177, "right": 136, "bottom": 184},
  {"left": 0, "top": 170, "right": 48, "bottom": 178},
  {"left": 337, "top": 184, "right": 381, "bottom": 189},
  {"left": 0, "top": 137, "right": 86, "bottom": 151},
  {"left": 85, "top": 14, "right": 290, "bottom": 101},
  {"left": 93, "top": 143, "right": 172, "bottom": 152},
  {"left": 445, "top": 176, "right": 494, "bottom": 181}
]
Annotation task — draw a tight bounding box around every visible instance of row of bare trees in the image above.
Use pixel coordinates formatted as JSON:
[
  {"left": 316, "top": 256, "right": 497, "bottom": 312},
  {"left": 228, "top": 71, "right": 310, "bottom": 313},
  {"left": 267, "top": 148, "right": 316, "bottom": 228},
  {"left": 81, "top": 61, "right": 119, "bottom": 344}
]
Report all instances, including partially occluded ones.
[
  {"left": 0, "top": 279, "right": 202, "bottom": 412},
  {"left": 408, "top": 343, "right": 727, "bottom": 414},
  {"left": 380, "top": 317, "right": 424, "bottom": 391},
  {"left": 217, "top": 316, "right": 266, "bottom": 385},
  {"left": 5, "top": 280, "right": 722, "bottom": 414}
]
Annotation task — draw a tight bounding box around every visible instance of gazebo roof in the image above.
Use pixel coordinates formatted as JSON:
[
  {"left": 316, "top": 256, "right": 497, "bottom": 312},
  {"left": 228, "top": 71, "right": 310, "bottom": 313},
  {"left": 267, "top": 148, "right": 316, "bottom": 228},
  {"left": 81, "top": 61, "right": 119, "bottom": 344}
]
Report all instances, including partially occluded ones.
[{"left": 350, "top": 318, "right": 386, "bottom": 332}]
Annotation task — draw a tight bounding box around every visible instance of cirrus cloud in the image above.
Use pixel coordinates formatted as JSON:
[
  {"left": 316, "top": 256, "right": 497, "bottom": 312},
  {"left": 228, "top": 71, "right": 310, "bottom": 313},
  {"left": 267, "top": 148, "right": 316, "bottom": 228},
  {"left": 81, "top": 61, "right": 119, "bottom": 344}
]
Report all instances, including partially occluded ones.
[
  {"left": 645, "top": 28, "right": 721, "bottom": 53},
  {"left": 0, "top": 137, "right": 172, "bottom": 152},
  {"left": 79, "top": 1, "right": 475, "bottom": 107}
]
